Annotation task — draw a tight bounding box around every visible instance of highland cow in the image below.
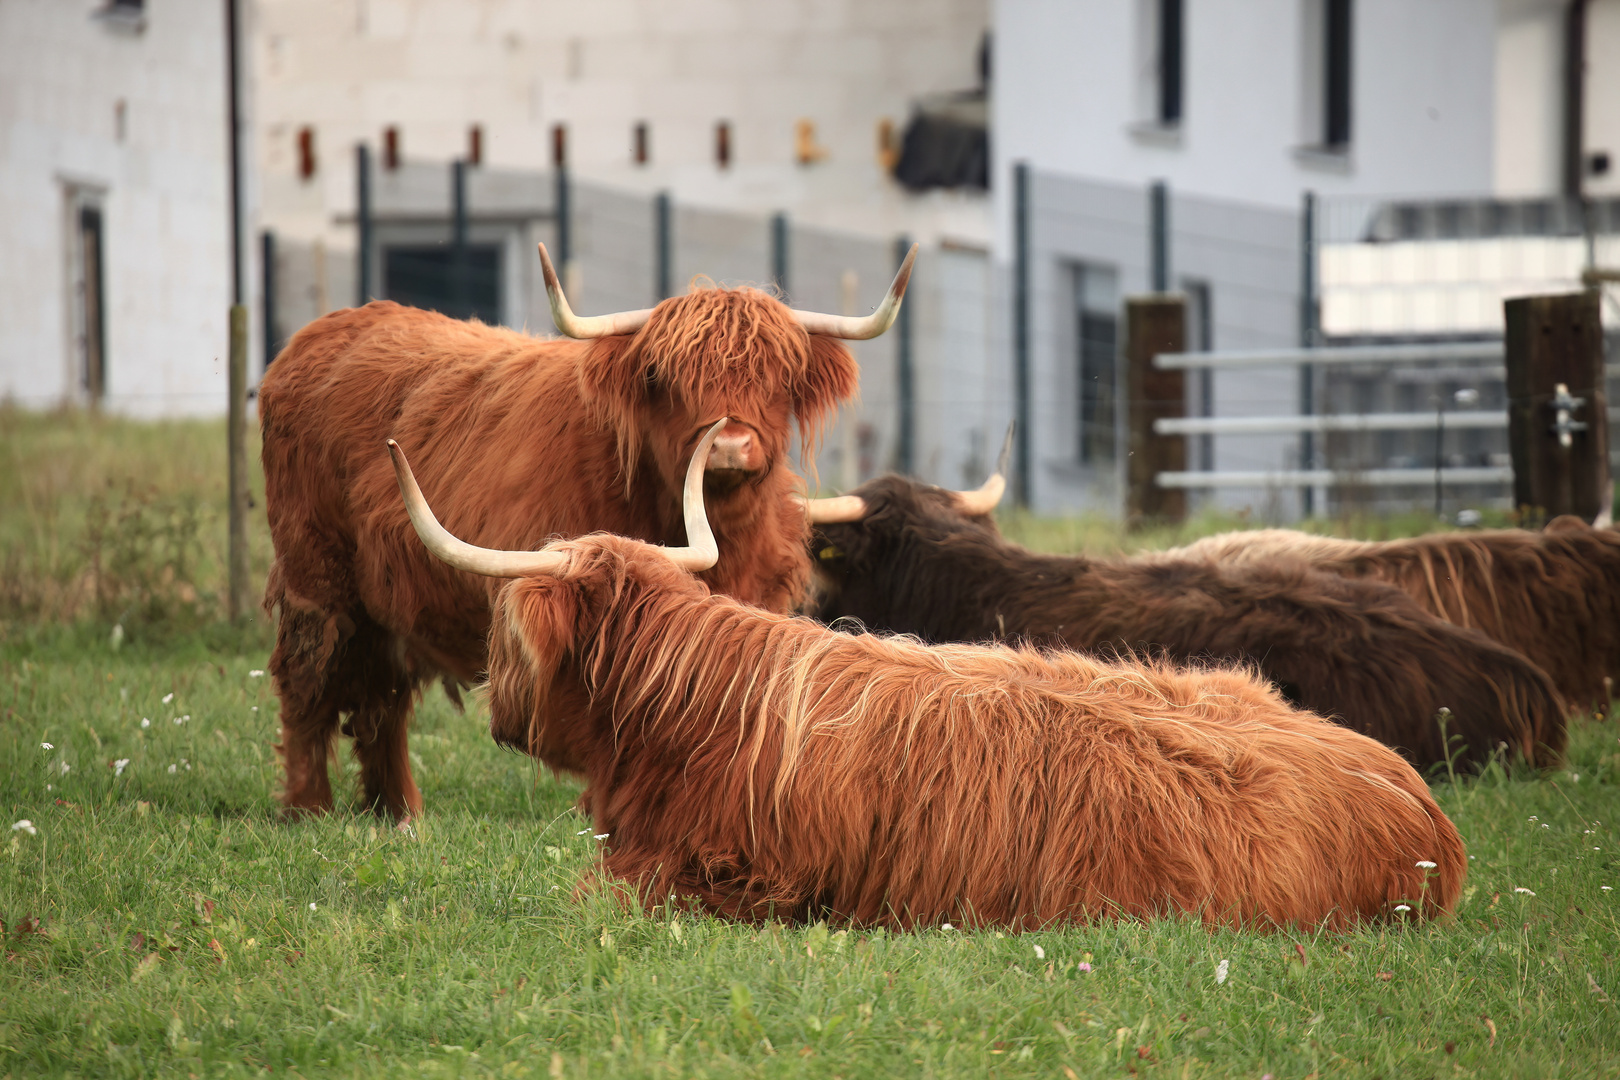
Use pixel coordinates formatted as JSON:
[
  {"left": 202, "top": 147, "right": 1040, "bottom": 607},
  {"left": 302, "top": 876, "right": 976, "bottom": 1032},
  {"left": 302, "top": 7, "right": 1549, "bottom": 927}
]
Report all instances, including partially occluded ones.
[
  {"left": 259, "top": 244, "right": 913, "bottom": 819},
  {"left": 384, "top": 421, "right": 1467, "bottom": 931},
  {"left": 807, "top": 464, "right": 1565, "bottom": 771},
  {"left": 1172, "top": 518, "right": 1620, "bottom": 713}
]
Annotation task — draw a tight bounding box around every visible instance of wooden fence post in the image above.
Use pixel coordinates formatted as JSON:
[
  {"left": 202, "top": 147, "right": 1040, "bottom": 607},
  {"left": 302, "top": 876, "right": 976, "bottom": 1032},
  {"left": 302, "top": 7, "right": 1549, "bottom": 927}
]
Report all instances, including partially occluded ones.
[
  {"left": 1125, "top": 295, "right": 1187, "bottom": 525},
  {"left": 1504, "top": 291, "right": 1609, "bottom": 524},
  {"left": 227, "top": 303, "right": 252, "bottom": 622}
]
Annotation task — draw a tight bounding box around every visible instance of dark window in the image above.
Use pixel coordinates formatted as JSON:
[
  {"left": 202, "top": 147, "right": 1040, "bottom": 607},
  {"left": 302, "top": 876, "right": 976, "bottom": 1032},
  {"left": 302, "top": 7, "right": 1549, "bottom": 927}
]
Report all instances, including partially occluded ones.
[
  {"left": 715, "top": 121, "right": 732, "bottom": 168},
  {"left": 384, "top": 244, "right": 501, "bottom": 323},
  {"left": 1158, "top": 0, "right": 1184, "bottom": 125},
  {"left": 633, "top": 121, "right": 649, "bottom": 165},
  {"left": 1073, "top": 264, "right": 1120, "bottom": 466},
  {"left": 78, "top": 206, "right": 107, "bottom": 401},
  {"left": 1324, "top": 0, "right": 1352, "bottom": 147}
]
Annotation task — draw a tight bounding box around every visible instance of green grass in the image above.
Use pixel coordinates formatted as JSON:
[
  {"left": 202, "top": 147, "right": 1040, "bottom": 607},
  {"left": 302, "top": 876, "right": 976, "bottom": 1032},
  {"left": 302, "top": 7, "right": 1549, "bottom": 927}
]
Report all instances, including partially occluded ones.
[{"left": 4, "top": 410, "right": 1620, "bottom": 1078}]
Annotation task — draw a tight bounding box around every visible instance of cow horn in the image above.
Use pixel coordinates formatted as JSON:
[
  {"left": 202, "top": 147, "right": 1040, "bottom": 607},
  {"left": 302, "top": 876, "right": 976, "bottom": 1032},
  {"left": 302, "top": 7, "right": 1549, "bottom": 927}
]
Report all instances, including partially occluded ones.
[
  {"left": 950, "top": 421, "right": 1014, "bottom": 516},
  {"left": 386, "top": 419, "right": 724, "bottom": 577},
  {"left": 538, "top": 243, "right": 654, "bottom": 339},
  {"left": 797, "top": 493, "right": 868, "bottom": 524},
  {"left": 387, "top": 442, "right": 570, "bottom": 577},
  {"left": 789, "top": 244, "right": 918, "bottom": 340}
]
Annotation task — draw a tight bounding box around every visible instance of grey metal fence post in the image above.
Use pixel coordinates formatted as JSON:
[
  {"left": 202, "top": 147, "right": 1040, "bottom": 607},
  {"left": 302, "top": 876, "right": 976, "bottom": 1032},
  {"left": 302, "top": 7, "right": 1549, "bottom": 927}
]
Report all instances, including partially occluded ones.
[
  {"left": 1150, "top": 180, "right": 1169, "bottom": 293},
  {"left": 555, "top": 166, "right": 571, "bottom": 268},
  {"left": 771, "top": 212, "right": 790, "bottom": 299},
  {"left": 895, "top": 234, "right": 915, "bottom": 477},
  {"left": 1299, "top": 190, "right": 1319, "bottom": 516},
  {"left": 451, "top": 159, "right": 468, "bottom": 317},
  {"left": 655, "top": 190, "right": 673, "bottom": 302},
  {"left": 1013, "top": 161, "right": 1032, "bottom": 507},
  {"left": 356, "top": 144, "right": 372, "bottom": 305},
  {"left": 261, "top": 229, "right": 278, "bottom": 366}
]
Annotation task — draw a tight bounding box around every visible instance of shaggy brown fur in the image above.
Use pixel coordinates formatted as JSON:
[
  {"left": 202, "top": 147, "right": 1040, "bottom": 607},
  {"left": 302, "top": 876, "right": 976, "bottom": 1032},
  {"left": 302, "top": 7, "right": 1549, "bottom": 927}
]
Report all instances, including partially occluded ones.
[
  {"left": 809, "top": 476, "right": 1567, "bottom": 771},
  {"left": 259, "top": 295, "right": 857, "bottom": 818},
  {"left": 1172, "top": 517, "right": 1620, "bottom": 713},
  {"left": 481, "top": 532, "right": 1466, "bottom": 931}
]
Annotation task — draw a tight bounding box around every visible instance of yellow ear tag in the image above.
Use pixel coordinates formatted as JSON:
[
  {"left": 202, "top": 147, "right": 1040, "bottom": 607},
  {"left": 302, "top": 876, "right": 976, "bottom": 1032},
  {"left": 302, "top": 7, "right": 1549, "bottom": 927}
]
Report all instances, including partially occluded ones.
[{"left": 818, "top": 545, "right": 844, "bottom": 561}]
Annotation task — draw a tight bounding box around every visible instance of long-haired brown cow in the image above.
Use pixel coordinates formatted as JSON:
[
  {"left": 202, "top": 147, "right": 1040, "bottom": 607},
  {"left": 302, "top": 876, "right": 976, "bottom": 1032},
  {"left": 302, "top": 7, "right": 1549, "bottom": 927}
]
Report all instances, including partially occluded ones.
[
  {"left": 1171, "top": 518, "right": 1620, "bottom": 714},
  {"left": 259, "top": 245, "right": 913, "bottom": 819},
  {"left": 806, "top": 448, "right": 1566, "bottom": 772},
  {"left": 384, "top": 421, "right": 1467, "bottom": 931}
]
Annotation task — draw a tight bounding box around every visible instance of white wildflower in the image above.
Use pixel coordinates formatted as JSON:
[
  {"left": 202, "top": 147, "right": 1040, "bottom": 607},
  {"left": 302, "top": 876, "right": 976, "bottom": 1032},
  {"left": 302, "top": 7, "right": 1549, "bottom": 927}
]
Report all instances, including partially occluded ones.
[
  {"left": 309, "top": 903, "right": 317, "bottom": 911},
  {"left": 1032, "top": 944, "right": 1045, "bottom": 960},
  {"left": 113, "top": 759, "right": 130, "bottom": 777},
  {"left": 40, "top": 742, "right": 53, "bottom": 750},
  {"left": 1515, "top": 887, "right": 1536, "bottom": 896},
  {"left": 576, "top": 828, "right": 591, "bottom": 835},
  {"left": 140, "top": 718, "right": 150, "bottom": 729},
  {"left": 1215, "top": 959, "right": 1230, "bottom": 985},
  {"left": 594, "top": 833, "right": 610, "bottom": 840},
  {"left": 167, "top": 765, "right": 177, "bottom": 775},
  {"left": 940, "top": 923, "right": 955, "bottom": 931},
  {"left": 57, "top": 761, "right": 70, "bottom": 775},
  {"left": 248, "top": 670, "right": 264, "bottom": 678},
  {"left": 1416, "top": 860, "right": 1437, "bottom": 869},
  {"left": 162, "top": 693, "right": 174, "bottom": 704},
  {"left": 11, "top": 820, "right": 36, "bottom": 835},
  {"left": 1603, "top": 886, "right": 1613, "bottom": 892},
  {"left": 250, "top": 707, "right": 258, "bottom": 712},
  {"left": 1394, "top": 904, "right": 1412, "bottom": 912}
]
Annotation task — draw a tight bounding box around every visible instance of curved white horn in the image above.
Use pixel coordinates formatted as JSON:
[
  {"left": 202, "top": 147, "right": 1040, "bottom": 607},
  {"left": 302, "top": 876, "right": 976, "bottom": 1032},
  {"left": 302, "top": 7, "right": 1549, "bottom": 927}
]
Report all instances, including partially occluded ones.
[
  {"left": 950, "top": 421, "right": 1014, "bottom": 516},
  {"left": 790, "top": 243, "right": 918, "bottom": 340},
  {"left": 388, "top": 419, "right": 724, "bottom": 577},
  {"left": 539, "top": 243, "right": 654, "bottom": 339},
  {"left": 796, "top": 493, "right": 868, "bottom": 524},
  {"left": 388, "top": 442, "right": 570, "bottom": 578},
  {"left": 663, "top": 418, "right": 724, "bottom": 572}
]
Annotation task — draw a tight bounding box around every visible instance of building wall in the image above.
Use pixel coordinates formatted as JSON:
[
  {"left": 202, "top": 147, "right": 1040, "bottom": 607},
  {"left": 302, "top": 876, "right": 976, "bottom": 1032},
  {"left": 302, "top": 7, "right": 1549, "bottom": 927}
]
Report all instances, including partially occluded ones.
[
  {"left": 0, "top": 0, "right": 233, "bottom": 416},
  {"left": 993, "top": 0, "right": 1497, "bottom": 242},
  {"left": 253, "top": 0, "right": 991, "bottom": 255}
]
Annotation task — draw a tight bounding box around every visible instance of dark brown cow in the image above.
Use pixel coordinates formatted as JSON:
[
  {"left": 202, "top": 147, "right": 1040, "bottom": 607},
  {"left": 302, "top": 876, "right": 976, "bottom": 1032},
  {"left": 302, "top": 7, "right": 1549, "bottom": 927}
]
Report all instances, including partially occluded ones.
[
  {"left": 806, "top": 467, "right": 1566, "bottom": 772},
  {"left": 259, "top": 246, "right": 912, "bottom": 819},
  {"left": 382, "top": 424, "right": 1467, "bottom": 931},
  {"left": 1171, "top": 519, "right": 1620, "bottom": 714}
]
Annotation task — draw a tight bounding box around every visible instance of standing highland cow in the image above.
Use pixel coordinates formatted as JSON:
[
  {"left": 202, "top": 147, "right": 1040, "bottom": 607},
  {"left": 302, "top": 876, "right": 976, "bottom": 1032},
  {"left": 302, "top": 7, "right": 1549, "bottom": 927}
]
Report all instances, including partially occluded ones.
[
  {"left": 805, "top": 448, "right": 1565, "bottom": 771},
  {"left": 382, "top": 421, "right": 1467, "bottom": 931},
  {"left": 1170, "top": 519, "right": 1620, "bottom": 714},
  {"left": 259, "top": 244, "right": 913, "bottom": 819}
]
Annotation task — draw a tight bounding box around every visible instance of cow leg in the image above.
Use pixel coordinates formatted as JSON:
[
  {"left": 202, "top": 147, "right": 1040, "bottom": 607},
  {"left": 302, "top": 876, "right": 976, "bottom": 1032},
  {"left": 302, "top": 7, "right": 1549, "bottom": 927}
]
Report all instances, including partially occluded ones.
[
  {"left": 268, "top": 588, "right": 350, "bottom": 817},
  {"left": 350, "top": 689, "right": 423, "bottom": 821}
]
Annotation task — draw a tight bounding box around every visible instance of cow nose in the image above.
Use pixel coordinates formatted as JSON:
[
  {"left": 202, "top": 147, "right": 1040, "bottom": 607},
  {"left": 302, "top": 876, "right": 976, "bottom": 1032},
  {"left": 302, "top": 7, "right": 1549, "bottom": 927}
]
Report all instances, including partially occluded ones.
[{"left": 705, "top": 426, "right": 765, "bottom": 475}]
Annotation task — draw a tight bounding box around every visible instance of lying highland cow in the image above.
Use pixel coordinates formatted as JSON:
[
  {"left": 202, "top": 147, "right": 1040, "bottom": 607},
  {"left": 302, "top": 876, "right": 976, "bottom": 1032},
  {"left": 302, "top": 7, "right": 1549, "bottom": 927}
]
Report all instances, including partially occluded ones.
[
  {"left": 385, "top": 420, "right": 1466, "bottom": 931},
  {"left": 806, "top": 453, "right": 1565, "bottom": 771},
  {"left": 1171, "top": 519, "right": 1620, "bottom": 714}
]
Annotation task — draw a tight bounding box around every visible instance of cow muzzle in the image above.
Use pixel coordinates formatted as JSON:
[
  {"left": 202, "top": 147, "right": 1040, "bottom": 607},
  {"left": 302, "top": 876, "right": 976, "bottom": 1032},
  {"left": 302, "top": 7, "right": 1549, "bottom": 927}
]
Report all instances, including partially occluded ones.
[{"left": 703, "top": 423, "right": 765, "bottom": 491}]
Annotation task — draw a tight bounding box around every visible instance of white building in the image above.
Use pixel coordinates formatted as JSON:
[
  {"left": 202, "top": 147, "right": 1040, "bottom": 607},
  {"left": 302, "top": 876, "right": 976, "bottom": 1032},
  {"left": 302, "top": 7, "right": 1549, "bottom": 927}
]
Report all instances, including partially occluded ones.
[
  {"left": 992, "top": 0, "right": 1620, "bottom": 514},
  {"left": 0, "top": 0, "right": 237, "bottom": 417}
]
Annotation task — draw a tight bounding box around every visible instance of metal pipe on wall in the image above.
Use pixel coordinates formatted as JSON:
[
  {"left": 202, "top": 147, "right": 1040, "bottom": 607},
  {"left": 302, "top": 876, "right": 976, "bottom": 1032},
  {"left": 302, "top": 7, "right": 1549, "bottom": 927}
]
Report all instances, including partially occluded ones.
[{"left": 655, "top": 190, "right": 672, "bottom": 302}]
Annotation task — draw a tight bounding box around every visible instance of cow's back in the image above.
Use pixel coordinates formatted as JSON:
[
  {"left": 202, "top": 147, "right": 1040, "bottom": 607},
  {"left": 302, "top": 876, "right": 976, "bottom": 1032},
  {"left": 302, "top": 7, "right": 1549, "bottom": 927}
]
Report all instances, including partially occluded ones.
[{"left": 260, "top": 301, "right": 620, "bottom": 682}]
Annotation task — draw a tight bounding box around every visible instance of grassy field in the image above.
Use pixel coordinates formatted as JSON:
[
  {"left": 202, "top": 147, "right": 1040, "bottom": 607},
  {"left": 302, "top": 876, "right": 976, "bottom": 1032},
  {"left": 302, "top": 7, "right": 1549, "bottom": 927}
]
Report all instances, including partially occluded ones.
[{"left": 3, "top": 409, "right": 1620, "bottom": 1078}]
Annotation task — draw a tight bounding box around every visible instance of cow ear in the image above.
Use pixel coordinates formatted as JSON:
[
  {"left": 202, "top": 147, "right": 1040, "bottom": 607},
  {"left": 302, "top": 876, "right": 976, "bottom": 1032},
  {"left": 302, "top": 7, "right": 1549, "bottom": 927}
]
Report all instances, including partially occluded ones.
[
  {"left": 487, "top": 577, "right": 579, "bottom": 750},
  {"left": 577, "top": 335, "right": 651, "bottom": 416},
  {"left": 793, "top": 337, "right": 860, "bottom": 434}
]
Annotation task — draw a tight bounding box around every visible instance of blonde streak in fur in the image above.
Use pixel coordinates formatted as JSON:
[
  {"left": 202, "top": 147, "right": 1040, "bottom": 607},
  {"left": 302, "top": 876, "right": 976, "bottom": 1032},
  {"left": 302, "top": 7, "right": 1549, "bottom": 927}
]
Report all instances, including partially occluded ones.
[
  {"left": 765, "top": 631, "right": 842, "bottom": 814},
  {"left": 1436, "top": 544, "right": 1473, "bottom": 628}
]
